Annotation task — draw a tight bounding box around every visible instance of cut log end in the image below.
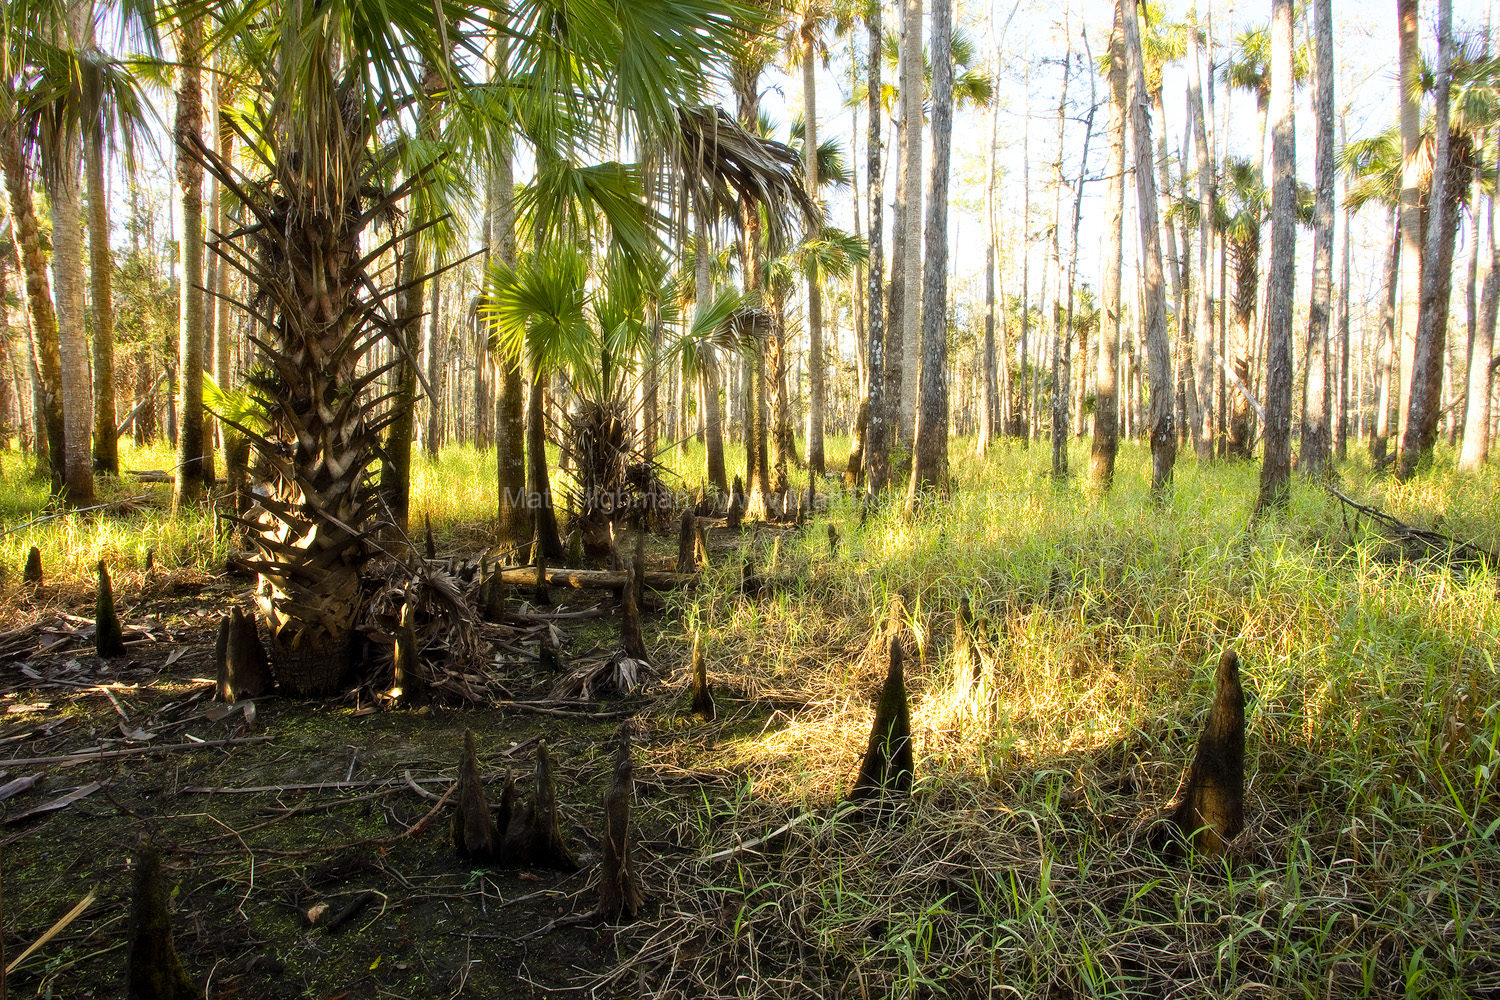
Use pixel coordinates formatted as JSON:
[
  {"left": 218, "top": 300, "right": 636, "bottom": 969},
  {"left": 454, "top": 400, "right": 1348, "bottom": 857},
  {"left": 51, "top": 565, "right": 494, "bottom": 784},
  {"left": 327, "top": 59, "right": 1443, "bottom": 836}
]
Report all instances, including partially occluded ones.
[
  {"left": 1168, "top": 649, "right": 1247, "bottom": 857},
  {"left": 848, "top": 635, "right": 914, "bottom": 814},
  {"left": 125, "top": 837, "right": 198, "bottom": 1000},
  {"left": 96, "top": 561, "right": 127, "bottom": 658},
  {"left": 689, "top": 631, "right": 715, "bottom": 722}
]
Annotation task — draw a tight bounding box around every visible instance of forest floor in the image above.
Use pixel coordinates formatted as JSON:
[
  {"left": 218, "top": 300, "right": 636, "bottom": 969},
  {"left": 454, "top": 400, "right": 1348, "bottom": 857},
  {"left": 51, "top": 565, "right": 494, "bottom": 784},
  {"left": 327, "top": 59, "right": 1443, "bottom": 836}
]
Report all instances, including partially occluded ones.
[{"left": 1, "top": 440, "right": 1499, "bottom": 999}]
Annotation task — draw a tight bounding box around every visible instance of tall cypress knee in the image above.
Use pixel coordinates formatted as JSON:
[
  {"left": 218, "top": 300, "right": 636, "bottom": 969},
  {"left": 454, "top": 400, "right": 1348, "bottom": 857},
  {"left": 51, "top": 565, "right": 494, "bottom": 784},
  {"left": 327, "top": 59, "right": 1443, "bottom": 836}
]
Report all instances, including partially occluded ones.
[
  {"left": 1169, "top": 649, "right": 1246, "bottom": 857},
  {"left": 849, "top": 636, "right": 914, "bottom": 809},
  {"left": 124, "top": 837, "right": 198, "bottom": 1000}
]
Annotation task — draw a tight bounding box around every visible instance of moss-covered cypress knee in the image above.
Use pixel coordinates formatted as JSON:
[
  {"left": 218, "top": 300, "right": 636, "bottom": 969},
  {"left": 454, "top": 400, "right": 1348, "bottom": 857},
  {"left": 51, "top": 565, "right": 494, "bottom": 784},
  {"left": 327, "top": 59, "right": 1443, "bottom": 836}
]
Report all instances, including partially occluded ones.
[
  {"left": 216, "top": 607, "right": 272, "bottom": 701},
  {"left": 503, "top": 740, "right": 578, "bottom": 870},
  {"left": 124, "top": 837, "right": 198, "bottom": 1000},
  {"left": 1169, "top": 649, "right": 1246, "bottom": 857}
]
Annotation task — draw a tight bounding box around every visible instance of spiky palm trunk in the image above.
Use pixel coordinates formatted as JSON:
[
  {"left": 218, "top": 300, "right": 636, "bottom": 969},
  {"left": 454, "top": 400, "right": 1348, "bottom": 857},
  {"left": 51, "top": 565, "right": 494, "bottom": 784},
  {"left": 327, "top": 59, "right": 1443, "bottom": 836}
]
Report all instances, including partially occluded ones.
[{"left": 1227, "top": 234, "right": 1258, "bottom": 459}]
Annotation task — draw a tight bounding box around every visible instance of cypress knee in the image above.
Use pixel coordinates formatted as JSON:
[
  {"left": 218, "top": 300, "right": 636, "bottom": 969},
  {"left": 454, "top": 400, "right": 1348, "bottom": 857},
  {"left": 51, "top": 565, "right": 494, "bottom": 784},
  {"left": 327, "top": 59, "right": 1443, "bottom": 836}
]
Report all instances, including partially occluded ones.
[
  {"left": 620, "top": 532, "right": 650, "bottom": 662},
  {"left": 391, "top": 603, "right": 426, "bottom": 703},
  {"left": 215, "top": 607, "right": 271, "bottom": 701},
  {"left": 424, "top": 512, "right": 436, "bottom": 560},
  {"left": 452, "top": 730, "right": 502, "bottom": 861},
  {"left": 688, "top": 631, "right": 715, "bottom": 721},
  {"left": 594, "top": 722, "right": 643, "bottom": 921},
  {"left": 848, "top": 636, "right": 914, "bottom": 811},
  {"left": 693, "top": 521, "right": 710, "bottom": 569},
  {"left": 726, "top": 475, "right": 744, "bottom": 530},
  {"left": 533, "top": 547, "right": 551, "bottom": 606},
  {"left": 124, "top": 837, "right": 198, "bottom": 1000},
  {"left": 23, "top": 545, "right": 42, "bottom": 585},
  {"left": 96, "top": 561, "right": 126, "bottom": 658},
  {"left": 827, "top": 524, "right": 840, "bottom": 558},
  {"left": 677, "top": 509, "right": 695, "bottom": 574},
  {"left": 1168, "top": 649, "right": 1246, "bottom": 856},
  {"left": 503, "top": 741, "right": 578, "bottom": 870}
]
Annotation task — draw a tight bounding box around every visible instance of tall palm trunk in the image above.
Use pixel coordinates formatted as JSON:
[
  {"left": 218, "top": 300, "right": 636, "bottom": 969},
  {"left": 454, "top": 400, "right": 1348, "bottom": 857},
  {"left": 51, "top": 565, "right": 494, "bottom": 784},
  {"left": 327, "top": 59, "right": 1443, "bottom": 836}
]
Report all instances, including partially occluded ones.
[
  {"left": 492, "top": 127, "right": 530, "bottom": 553},
  {"left": 1122, "top": 0, "right": 1174, "bottom": 499},
  {"left": 423, "top": 279, "right": 445, "bottom": 456},
  {"left": 51, "top": 142, "right": 94, "bottom": 501},
  {"left": 1257, "top": 0, "right": 1297, "bottom": 511},
  {"left": 1089, "top": 2, "right": 1126, "bottom": 492},
  {"left": 172, "top": 15, "right": 205, "bottom": 509},
  {"left": 908, "top": 0, "right": 952, "bottom": 499},
  {"left": 1299, "top": 0, "right": 1334, "bottom": 476},
  {"left": 863, "top": 0, "right": 890, "bottom": 494},
  {"left": 1188, "top": 27, "right": 1214, "bottom": 460},
  {"left": 0, "top": 113, "right": 66, "bottom": 492}
]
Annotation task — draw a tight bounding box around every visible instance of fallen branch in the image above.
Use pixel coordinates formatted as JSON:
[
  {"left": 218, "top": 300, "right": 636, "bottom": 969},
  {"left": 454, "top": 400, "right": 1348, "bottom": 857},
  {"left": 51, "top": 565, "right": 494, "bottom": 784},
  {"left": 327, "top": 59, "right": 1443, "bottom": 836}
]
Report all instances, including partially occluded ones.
[
  {"left": 494, "top": 566, "right": 693, "bottom": 592},
  {"left": 2, "top": 735, "right": 273, "bottom": 769},
  {"left": 1327, "top": 486, "right": 1500, "bottom": 570}
]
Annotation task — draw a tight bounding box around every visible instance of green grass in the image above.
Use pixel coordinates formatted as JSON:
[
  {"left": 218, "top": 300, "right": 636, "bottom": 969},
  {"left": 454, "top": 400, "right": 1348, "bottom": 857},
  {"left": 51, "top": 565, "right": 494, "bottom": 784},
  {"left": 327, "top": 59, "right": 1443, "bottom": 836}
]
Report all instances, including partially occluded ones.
[{"left": 2, "top": 434, "right": 1497, "bottom": 997}]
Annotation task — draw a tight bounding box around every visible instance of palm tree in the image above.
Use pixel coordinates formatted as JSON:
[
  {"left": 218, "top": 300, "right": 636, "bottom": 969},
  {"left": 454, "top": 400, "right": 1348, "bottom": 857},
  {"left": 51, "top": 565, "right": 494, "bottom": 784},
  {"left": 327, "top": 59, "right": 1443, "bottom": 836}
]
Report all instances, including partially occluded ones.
[
  {"left": 192, "top": 0, "right": 758, "bottom": 695},
  {"left": 172, "top": 12, "right": 204, "bottom": 510}
]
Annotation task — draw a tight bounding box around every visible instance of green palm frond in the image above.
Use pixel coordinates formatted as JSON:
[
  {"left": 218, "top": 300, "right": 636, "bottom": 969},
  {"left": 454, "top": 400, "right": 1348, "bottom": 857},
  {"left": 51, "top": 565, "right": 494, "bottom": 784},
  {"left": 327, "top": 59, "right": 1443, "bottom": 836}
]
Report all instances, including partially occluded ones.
[{"left": 482, "top": 252, "right": 594, "bottom": 388}]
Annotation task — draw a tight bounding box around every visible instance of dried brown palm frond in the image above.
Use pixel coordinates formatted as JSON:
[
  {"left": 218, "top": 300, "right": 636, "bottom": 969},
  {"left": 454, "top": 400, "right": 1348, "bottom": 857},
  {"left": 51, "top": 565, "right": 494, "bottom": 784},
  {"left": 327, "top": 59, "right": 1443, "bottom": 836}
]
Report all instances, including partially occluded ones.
[{"left": 676, "top": 105, "right": 819, "bottom": 254}]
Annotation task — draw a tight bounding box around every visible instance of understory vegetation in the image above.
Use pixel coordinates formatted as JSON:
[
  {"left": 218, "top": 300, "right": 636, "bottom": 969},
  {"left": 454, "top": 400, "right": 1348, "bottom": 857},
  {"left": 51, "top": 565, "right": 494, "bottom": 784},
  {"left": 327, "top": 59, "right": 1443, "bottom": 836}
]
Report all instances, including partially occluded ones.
[{"left": 1, "top": 442, "right": 1496, "bottom": 998}]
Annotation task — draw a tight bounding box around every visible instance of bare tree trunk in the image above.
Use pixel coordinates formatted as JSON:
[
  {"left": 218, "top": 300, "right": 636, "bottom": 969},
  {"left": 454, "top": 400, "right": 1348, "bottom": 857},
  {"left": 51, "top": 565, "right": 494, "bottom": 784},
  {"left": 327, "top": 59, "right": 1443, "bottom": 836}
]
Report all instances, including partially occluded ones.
[
  {"left": 1336, "top": 176, "right": 1353, "bottom": 461},
  {"left": 908, "top": 0, "right": 952, "bottom": 500},
  {"left": 1399, "top": 0, "right": 1454, "bottom": 481},
  {"left": 1047, "top": 21, "right": 1071, "bottom": 479},
  {"left": 1122, "top": 0, "right": 1175, "bottom": 500},
  {"left": 1460, "top": 130, "right": 1498, "bottom": 471},
  {"left": 863, "top": 2, "right": 890, "bottom": 495},
  {"left": 1258, "top": 0, "right": 1297, "bottom": 511},
  {"left": 897, "top": 0, "right": 924, "bottom": 457},
  {"left": 1188, "top": 26, "right": 1214, "bottom": 460},
  {"left": 1, "top": 111, "right": 66, "bottom": 491},
  {"left": 1299, "top": 0, "right": 1334, "bottom": 476},
  {"left": 85, "top": 53, "right": 118, "bottom": 477},
  {"left": 172, "top": 15, "right": 204, "bottom": 510},
  {"left": 1396, "top": 0, "right": 1422, "bottom": 451},
  {"left": 802, "top": 19, "right": 825, "bottom": 477},
  {"left": 1089, "top": 3, "right": 1126, "bottom": 493},
  {"left": 1058, "top": 57, "right": 1096, "bottom": 479}
]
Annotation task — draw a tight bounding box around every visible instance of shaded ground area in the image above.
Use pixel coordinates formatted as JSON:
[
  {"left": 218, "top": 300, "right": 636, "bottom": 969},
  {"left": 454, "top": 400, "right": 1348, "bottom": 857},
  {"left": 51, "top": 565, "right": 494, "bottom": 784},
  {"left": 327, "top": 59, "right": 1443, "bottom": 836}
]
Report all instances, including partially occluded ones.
[{"left": 0, "top": 544, "right": 781, "bottom": 999}]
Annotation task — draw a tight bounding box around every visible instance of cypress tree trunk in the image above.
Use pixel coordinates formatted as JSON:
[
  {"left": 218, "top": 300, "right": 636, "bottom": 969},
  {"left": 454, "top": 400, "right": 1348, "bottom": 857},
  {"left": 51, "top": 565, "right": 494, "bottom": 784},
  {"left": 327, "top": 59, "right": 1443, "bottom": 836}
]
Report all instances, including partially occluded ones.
[
  {"left": 1188, "top": 27, "right": 1214, "bottom": 461},
  {"left": 1371, "top": 211, "right": 1400, "bottom": 463},
  {"left": 1257, "top": 0, "right": 1297, "bottom": 511},
  {"left": 1122, "top": 0, "right": 1175, "bottom": 500},
  {"left": 1089, "top": 3, "right": 1126, "bottom": 493},
  {"left": 896, "top": 0, "right": 923, "bottom": 453},
  {"left": 1398, "top": 0, "right": 1455, "bottom": 481},
  {"left": 863, "top": 0, "right": 890, "bottom": 494},
  {"left": 1459, "top": 133, "right": 1498, "bottom": 471},
  {"left": 1395, "top": 0, "right": 1423, "bottom": 451},
  {"left": 172, "top": 15, "right": 205, "bottom": 510},
  {"left": 1299, "top": 0, "right": 1334, "bottom": 477},
  {"left": 908, "top": 0, "right": 952, "bottom": 500}
]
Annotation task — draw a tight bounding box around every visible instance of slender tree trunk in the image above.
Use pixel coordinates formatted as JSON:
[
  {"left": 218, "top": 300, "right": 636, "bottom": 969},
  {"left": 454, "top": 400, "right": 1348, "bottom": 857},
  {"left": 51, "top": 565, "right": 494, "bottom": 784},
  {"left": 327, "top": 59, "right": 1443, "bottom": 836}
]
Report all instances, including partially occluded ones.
[
  {"left": 1, "top": 114, "right": 66, "bottom": 491},
  {"left": 1399, "top": 0, "right": 1454, "bottom": 481},
  {"left": 1299, "top": 0, "right": 1334, "bottom": 476},
  {"left": 1122, "top": 0, "right": 1174, "bottom": 499},
  {"left": 909, "top": 0, "right": 952, "bottom": 499},
  {"left": 1336, "top": 179, "right": 1353, "bottom": 461},
  {"left": 1188, "top": 27, "right": 1214, "bottom": 460},
  {"left": 85, "top": 101, "right": 117, "bottom": 476},
  {"left": 1396, "top": 0, "right": 1422, "bottom": 451},
  {"left": 172, "top": 15, "right": 205, "bottom": 509},
  {"left": 802, "top": 20, "right": 825, "bottom": 477},
  {"left": 694, "top": 211, "right": 729, "bottom": 493},
  {"left": 1090, "top": 3, "right": 1126, "bottom": 493},
  {"left": 863, "top": 2, "right": 890, "bottom": 494},
  {"left": 1047, "top": 25, "right": 1071, "bottom": 479},
  {"left": 1257, "top": 0, "right": 1297, "bottom": 511},
  {"left": 896, "top": 0, "right": 923, "bottom": 455},
  {"left": 1057, "top": 74, "right": 1096, "bottom": 479},
  {"left": 424, "top": 280, "right": 445, "bottom": 456},
  {"left": 1019, "top": 87, "right": 1031, "bottom": 443},
  {"left": 1459, "top": 131, "right": 1498, "bottom": 471}
]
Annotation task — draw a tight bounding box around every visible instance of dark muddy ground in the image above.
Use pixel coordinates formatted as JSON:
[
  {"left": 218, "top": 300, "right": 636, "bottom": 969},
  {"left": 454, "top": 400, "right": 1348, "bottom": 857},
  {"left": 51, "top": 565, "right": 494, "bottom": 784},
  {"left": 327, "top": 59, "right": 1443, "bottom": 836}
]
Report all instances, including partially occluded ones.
[{"left": 0, "top": 543, "right": 777, "bottom": 999}]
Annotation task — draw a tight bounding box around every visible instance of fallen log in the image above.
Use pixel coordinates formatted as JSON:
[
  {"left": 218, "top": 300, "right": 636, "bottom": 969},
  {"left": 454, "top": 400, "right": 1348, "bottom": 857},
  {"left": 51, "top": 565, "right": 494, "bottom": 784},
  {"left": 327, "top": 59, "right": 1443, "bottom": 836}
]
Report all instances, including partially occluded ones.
[{"left": 494, "top": 566, "right": 693, "bottom": 592}]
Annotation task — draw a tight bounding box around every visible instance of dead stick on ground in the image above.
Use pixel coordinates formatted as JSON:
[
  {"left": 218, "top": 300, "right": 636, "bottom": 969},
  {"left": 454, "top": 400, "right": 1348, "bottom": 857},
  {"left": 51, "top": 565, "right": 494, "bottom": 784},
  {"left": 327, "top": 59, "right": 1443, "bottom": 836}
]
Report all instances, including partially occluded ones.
[{"left": 1, "top": 735, "right": 273, "bottom": 768}]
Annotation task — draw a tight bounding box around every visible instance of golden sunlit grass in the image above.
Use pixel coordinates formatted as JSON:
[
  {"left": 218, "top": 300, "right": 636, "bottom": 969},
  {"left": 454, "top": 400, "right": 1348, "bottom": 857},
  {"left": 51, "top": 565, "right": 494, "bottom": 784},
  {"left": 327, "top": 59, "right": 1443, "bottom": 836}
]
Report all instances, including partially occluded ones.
[{"left": 1, "top": 435, "right": 1497, "bottom": 996}]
